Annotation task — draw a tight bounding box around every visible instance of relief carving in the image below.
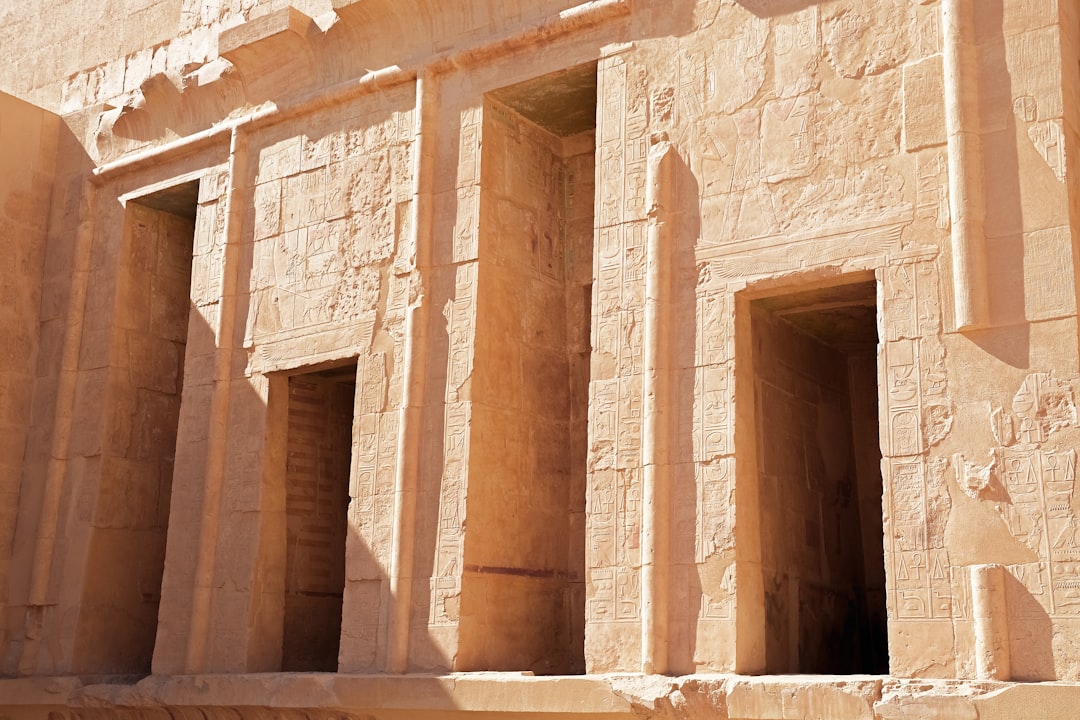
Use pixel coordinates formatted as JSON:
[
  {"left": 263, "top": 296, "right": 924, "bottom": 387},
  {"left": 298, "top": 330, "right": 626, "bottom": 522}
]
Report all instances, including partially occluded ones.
[
  {"left": 821, "top": 2, "right": 911, "bottom": 79},
  {"left": 246, "top": 95, "right": 414, "bottom": 360}
]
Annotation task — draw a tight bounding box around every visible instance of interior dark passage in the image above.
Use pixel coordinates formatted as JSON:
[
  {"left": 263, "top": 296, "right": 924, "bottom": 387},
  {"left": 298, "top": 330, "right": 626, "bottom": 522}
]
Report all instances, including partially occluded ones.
[
  {"left": 282, "top": 363, "right": 355, "bottom": 671},
  {"left": 751, "top": 280, "right": 888, "bottom": 674},
  {"left": 457, "top": 62, "right": 596, "bottom": 673}
]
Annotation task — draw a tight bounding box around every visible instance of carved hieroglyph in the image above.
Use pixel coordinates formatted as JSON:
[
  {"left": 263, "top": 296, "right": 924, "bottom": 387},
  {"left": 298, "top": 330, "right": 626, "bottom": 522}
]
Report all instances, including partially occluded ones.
[
  {"left": 9, "top": 0, "right": 1080, "bottom": 704},
  {"left": 245, "top": 89, "right": 415, "bottom": 372}
]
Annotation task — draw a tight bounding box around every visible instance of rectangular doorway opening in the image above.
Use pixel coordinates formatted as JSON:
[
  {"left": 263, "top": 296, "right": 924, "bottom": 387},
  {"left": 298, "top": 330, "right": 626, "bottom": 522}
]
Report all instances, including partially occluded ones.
[
  {"left": 749, "top": 279, "right": 888, "bottom": 674},
  {"left": 74, "top": 180, "right": 198, "bottom": 675},
  {"left": 459, "top": 61, "right": 596, "bottom": 674},
  {"left": 282, "top": 362, "right": 355, "bottom": 671}
]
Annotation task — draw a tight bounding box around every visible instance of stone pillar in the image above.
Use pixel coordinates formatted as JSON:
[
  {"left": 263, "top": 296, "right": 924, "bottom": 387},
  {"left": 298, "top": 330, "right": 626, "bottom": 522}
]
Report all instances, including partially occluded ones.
[
  {"left": 641, "top": 139, "right": 675, "bottom": 674},
  {"left": 942, "top": 0, "right": 989, "bottom": 330},
  {"left": 971, "top": 564, "right": 1011, "bottom": 681}
]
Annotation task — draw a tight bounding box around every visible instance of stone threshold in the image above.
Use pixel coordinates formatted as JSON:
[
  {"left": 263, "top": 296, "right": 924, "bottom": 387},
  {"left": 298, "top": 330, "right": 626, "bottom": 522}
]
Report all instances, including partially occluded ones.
[{"left": 1, "top": 672, "right": 1079, "bottom": 719}]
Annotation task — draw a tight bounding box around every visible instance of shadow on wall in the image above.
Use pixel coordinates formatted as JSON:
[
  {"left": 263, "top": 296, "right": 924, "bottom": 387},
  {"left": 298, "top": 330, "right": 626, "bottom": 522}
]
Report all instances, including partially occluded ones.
[
  {"left": 952, "top": 1, "right": 1063, "bottom": 681},
  {"left": 1004, "top": 567, "right": 1054, "bottom": 681},
  {"left": 111, "top": 75, "right": 247, "bottom": 145},
  {"left": 0, "top": 106, "right": 85, "bottom": 677},
  {"left": 964, "top": 0, "right": 1030, "bottom": 368},
  {"left": 733, "top": 0, "right": 821, "bottom": 18}
]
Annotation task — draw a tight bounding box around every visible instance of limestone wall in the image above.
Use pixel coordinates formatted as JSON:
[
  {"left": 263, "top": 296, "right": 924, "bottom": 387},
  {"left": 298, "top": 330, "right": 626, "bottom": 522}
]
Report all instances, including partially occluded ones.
[
  {"left": 71, "top": 199, "right": 195, "bottom": 674},
  {"left": 2, "top": 0, "right": 1080, "bottom": 699},
  {"left": 0, "top": 93, "right": 58, "bottom": 672},
  {"left": 457, "top": 95, "right": 594, "bottom": 673}
]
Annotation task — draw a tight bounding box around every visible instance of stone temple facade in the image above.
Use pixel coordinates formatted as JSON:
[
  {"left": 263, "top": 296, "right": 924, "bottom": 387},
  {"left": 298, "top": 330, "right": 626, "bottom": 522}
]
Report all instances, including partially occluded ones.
[{"left": 3, "top": 0, "right": 1080, "bottom": 717}]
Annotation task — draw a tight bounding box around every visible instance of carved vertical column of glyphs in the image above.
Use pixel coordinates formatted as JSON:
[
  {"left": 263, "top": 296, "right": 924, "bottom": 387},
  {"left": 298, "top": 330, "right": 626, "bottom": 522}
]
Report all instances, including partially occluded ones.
[
  {"left": 428, "top": 261, "right": 474, "bottom": 632},
  {"left": 586, "top": 49, "right": 648, "bottom": 671},
  {"left": 898, "top": 28, "right": 979, "bottom": 671},
  {"left": 881, "top": 259, "right": 957, "bottom": 672},
  {"left": 414, "top": 94, "right": 480, "bottom": 669},
  {"left": 347, "top": 123, "right": 414, "bottom": 655},
  {"left": 688, "top": 283, "right": 738, "bottom": 671},
  {"left": 343, "top": 348, "right": 397, "bottom": 670},
  {"left": 693, "top": 291, "right": 736, "bottom": 580},
  {"left": 191, "top": 172, "right": 228, "bottom": 318}
]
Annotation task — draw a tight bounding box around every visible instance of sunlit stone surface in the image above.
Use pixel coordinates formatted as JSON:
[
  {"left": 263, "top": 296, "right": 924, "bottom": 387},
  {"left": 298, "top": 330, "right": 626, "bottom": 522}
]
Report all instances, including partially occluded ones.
[{"left": 3, "top": 0, "right": 1080, "bottom": 717}]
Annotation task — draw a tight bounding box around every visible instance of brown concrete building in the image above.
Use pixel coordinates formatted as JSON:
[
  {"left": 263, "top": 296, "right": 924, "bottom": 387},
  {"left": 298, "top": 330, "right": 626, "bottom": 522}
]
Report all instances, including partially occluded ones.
[{"left": 3, "top": 0, "right": 1080, "bottom": 717}]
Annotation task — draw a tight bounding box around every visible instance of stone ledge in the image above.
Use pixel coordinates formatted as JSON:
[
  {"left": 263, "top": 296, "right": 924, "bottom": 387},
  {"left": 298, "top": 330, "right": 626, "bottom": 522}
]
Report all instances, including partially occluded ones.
[
  {"left": 218, "top": 6, "right": 318, "bottom": 66},
  {"left": 217, "top": 6, "right": 319, "bottom": 96},
  {"left": 1, "top": 674, "right": 1080, "bottom": 719}
]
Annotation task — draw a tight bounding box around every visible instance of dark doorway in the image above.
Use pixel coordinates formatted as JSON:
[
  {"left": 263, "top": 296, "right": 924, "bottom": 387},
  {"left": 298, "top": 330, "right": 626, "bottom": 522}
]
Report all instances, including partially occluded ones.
[
  {"left": 282, "top": 362, "right": 355, "bottom": 671},
  {"left": 750, "top": 279, "right": 888, "bottom": 674}
]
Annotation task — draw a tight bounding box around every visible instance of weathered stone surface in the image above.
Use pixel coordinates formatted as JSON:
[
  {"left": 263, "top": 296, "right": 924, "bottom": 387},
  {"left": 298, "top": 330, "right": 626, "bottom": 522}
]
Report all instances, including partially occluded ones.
[
  {"left": 3, "top": 0, "right": 1080, "bottom": 717},
  {"left": 4, "top": 673, "right": 1080, "bottom": 719}
]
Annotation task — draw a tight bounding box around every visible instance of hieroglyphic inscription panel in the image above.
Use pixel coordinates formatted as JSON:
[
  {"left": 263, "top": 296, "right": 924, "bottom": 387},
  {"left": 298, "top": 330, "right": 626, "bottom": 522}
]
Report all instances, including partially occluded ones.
[
  {"left": 586, "top": 51, "right": 651, "bottom": 639},
  {"left": 976, "top": 373, "right": 1080, "bottom": 620},
  {"left": 429, "top": 262, "right": 478, "bottom": 626},
  {"left": 885, "top": 458, "right": 954, "bottom": 621},
  {"left": 880, "top": 259, "right": 955, "bottom": 625},
  {"left": 587, "top": 463, "right": 642, "bottom": 623},
  {"left": 191, "top": 168, "right": 228, "bottom": 318},
  {"left": 245, "top": 84, "right": 415, "bottom": 361},
  {"left": 350, "top": 354, "right": 397, "bottom": 577}
]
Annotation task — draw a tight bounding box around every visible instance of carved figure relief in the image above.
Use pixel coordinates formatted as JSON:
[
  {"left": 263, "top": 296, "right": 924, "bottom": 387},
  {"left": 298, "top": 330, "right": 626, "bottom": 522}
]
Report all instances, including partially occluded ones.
[{"left": 246, "top": 97, "right": 414, "bottom": 352}]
